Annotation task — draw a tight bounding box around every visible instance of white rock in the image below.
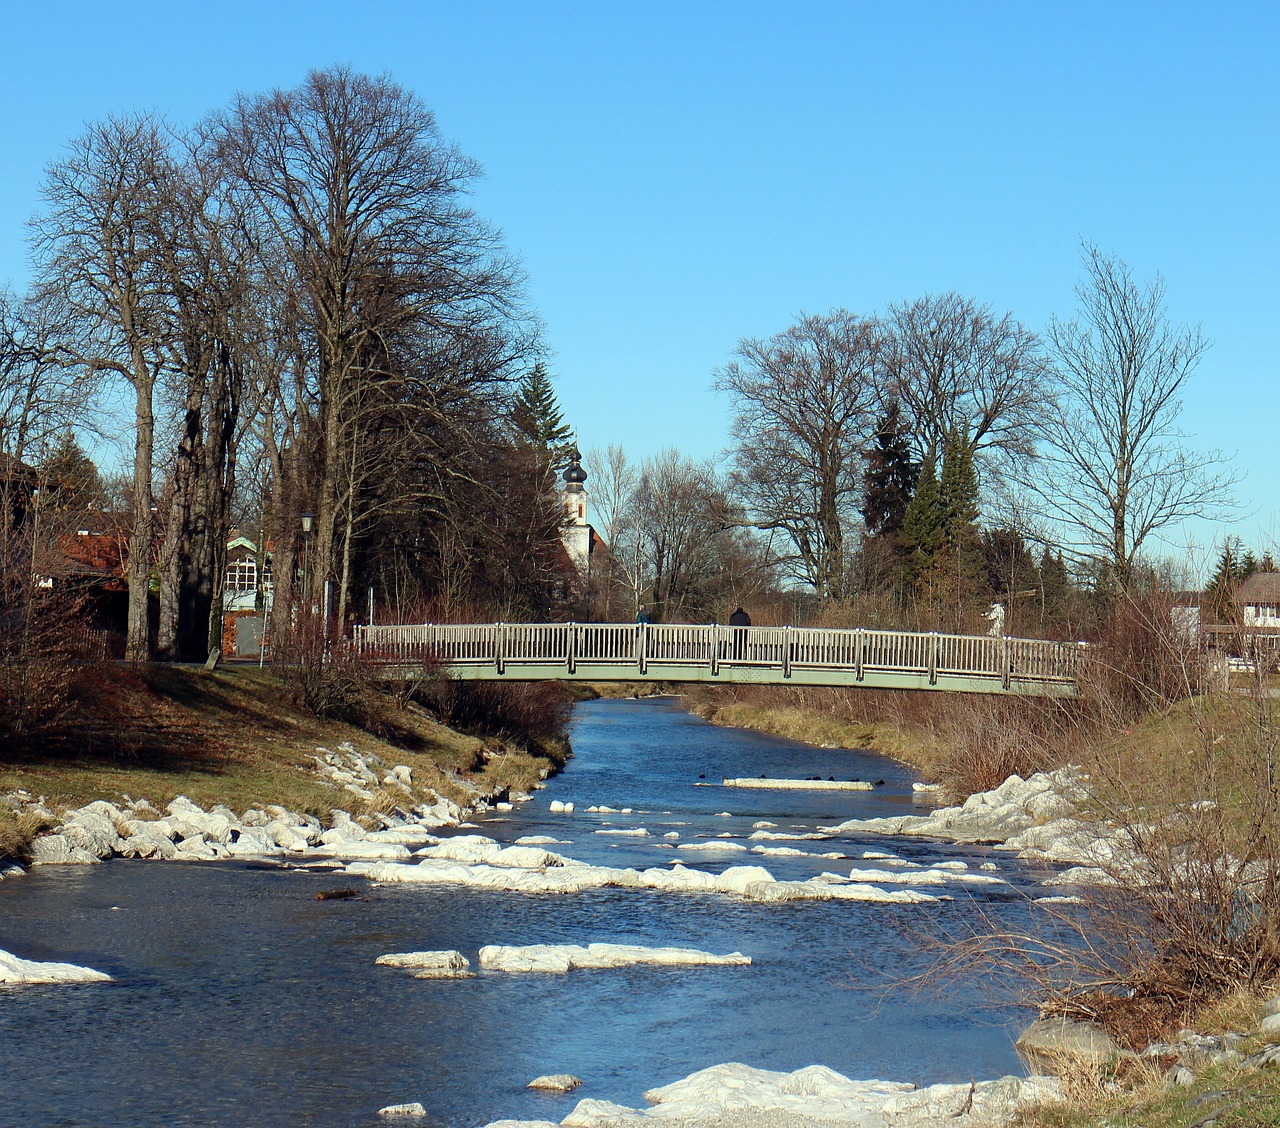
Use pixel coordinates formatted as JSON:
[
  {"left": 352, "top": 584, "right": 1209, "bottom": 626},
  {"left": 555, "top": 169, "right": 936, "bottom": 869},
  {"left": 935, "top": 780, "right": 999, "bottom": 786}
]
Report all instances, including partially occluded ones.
[
  {"left": 676, "top": 841, "right": 747, "bottom": 853},
  {"left": 714, "top": 865, "right": 776, "bottom": 894},
  {"left": 560, "top": 1099, "right": 646, "bottom": 1125},
  {"left": 376, "top": 950, "right": 470, "bottom": 970},
  {"left": 724, "top": 777, "right": 873, "bottom": 791},
  {"left": 0, "top": 947, "right": 112, "bottom": 985},
  {"left": 477, "top": 943, "right": 750, "bottom": 973},
  {"left": 377, "top": 1102, "right": 427, "bottom": 1118},
  {"left": 527, "top": 1074, "right": 582, "bottom": 1091},
  {"left": 314, "top": 840, "right": 412, "bottom": 861}
]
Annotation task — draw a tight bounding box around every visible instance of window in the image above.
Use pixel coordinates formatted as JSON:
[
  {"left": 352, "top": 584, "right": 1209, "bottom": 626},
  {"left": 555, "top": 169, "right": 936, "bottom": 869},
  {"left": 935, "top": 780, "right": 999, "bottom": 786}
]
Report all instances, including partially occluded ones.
[{"left": 226, "top": 557, "right": 257, "bottom": 591}]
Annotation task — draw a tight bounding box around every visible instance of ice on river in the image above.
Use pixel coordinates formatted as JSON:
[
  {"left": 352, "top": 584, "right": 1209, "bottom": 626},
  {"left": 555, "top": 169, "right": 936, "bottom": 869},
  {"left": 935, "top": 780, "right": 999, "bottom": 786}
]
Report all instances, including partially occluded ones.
[
  {"left": 0, "top": 947, "right": 112, "bottom": 986},
  {"left": 483, "top": 1060, "right": 1063, "bottom": 1126},
  {"left": 347, "top": 834, "right": 943, "bottom": 904}
]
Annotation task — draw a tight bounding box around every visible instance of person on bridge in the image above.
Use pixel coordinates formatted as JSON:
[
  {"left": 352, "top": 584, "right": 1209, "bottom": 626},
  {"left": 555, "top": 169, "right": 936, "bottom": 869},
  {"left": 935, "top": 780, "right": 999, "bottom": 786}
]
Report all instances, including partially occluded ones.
[
  {"left": 728, "top": 606, "right": 751, "bottom": 661},
  {"left": 635, "top": 604, "right": 650, "bottom": 625}
]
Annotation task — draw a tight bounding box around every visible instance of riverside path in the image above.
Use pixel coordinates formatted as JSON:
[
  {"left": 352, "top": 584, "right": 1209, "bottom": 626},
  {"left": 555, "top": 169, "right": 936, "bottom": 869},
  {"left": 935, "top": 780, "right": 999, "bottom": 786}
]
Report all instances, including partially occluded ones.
[{"left": 353, "top": 622, "right": 1083, "bottom": 697}]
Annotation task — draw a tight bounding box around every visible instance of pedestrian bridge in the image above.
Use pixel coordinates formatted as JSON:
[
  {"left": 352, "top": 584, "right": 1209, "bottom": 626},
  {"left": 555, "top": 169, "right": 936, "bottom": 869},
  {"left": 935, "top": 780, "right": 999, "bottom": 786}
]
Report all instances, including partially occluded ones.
[{"left": 352, "top": 622, "right": 1083, "bottom": 697}]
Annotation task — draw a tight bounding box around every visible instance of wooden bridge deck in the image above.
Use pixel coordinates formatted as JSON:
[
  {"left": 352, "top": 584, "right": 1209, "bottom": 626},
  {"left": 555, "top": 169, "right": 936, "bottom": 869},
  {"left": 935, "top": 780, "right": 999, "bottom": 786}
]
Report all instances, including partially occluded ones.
[{"left": 353, "top": 622, "right": 1083, "bottom": 697}]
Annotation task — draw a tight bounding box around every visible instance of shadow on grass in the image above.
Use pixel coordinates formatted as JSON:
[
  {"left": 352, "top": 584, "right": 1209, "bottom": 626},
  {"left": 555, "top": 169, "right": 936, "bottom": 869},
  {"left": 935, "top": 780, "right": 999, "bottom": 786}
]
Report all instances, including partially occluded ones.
[{"left": 1, "top": 663, "right": 271, "bottom": 772}]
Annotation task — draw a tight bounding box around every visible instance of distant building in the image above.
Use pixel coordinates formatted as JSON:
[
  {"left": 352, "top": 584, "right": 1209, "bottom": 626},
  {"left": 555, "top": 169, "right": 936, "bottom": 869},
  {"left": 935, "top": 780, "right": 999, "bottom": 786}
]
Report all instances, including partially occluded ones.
[
  {"left": 221, "top": 534, "right": 272, "bottom": 658},
  {"left": 560, "top": 446, "right": 593, "bottom": 571},
  {"left": 1238, "top": 572, "right": 1280, "bottom": 629}
]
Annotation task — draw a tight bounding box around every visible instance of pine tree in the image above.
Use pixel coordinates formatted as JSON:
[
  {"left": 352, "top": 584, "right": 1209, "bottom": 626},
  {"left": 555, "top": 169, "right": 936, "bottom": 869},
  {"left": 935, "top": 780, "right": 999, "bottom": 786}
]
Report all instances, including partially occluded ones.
[
  {"left": 861, "top": 399, "right": 916, "bottom": 539},
  {"left": 40, "top": 433, "right": 106, "bottom": 511},
  {"left": 925, "top": 426, "right": 983, "bottom": 606},
  {"left": 1039, "top": 545, "right": 1073, "bottom": 632},
  {"left": 1206, "top": 537, "right": 1248, "bottom": 623},
  {"left": 900, "top": 451, "right": 945, "bottom": 574},
  {"left": 511, "top": 362, "right": 573, "bottom": 467},
  {"left": 939, "top": 426, "right": 979, "bottom": 543}
]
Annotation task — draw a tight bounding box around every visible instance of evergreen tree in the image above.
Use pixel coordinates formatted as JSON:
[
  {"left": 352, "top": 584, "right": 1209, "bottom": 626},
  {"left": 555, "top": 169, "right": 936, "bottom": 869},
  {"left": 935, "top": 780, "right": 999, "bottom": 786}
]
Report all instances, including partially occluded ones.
[
  {"left": 923, "top": 426, "right": 983, "bottom": 606},
  {"left": 938, "top": 426, "right": 979, "bottom": 543},
  {"left": 900, "top": 451, "right": 945, "bottom": 573},
  {"left": 39, "top": 433, "right": 105, "bottom": 511},
  {"left": 511, "top": 362, "right": 573, "bottom": 467},
  {"left": 1206, "top": 537, "right": 1250, "bottom": 623},
  {"left": 861, "top": 399, "right": 916, "bottom": 539},
  {"left": 1038, "top": 545, "right": 1074, "bottom": 632}
]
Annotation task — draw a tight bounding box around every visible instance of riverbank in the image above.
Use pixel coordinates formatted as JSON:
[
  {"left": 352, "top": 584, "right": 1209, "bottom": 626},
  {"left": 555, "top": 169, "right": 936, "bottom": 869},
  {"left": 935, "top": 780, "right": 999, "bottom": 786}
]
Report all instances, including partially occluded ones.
[
  {"left": 9, "top": 683, "right": 1280, "bottom": 1127},
  {"left": 0, "top": 663, "right": 570, "bottom": 864}
]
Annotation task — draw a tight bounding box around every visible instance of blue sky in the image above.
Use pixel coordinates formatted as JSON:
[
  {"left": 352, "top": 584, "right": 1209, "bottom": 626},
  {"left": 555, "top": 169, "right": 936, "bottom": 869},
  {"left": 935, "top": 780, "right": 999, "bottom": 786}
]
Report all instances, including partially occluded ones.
[{"left": 1, "top": 2, "right": 1275, "bottom": 569}]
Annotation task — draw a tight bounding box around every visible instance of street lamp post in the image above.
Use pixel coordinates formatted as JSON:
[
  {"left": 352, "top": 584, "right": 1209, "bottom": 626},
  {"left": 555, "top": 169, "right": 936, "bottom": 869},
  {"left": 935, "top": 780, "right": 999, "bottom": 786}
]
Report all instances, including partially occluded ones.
[{"left": 300, "top": 510, "right": 314, "bottom": 582}]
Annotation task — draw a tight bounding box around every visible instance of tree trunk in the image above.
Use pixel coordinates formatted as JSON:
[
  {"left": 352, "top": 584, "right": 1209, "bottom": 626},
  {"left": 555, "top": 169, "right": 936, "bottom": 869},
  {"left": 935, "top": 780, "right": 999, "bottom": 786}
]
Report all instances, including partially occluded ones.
[{"left": 126, "top": 374, "right": 156, "bottom": 662}]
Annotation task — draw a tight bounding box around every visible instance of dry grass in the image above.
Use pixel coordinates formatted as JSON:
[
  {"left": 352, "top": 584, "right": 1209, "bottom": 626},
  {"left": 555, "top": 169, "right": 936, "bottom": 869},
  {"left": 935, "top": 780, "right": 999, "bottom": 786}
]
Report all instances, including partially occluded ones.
[
  {"left": 0, "top": 807, "right": 55, "bottom": 862},
  {"left": 0, "top": 664, "right": 567, "bottom": 832}
]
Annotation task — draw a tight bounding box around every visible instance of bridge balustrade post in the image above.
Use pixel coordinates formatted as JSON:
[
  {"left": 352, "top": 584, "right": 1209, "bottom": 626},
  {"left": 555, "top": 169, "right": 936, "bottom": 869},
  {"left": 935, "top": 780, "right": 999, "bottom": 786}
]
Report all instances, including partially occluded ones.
[
  {"left": 1002, "top": 636, "right": 1011, "bottom": 690},
  {"left": 928, "top": 632, "right": 938, "bottom": 686},
  {"left": 567, "top": 623, "right": 577, "bottom": 675},
  {"left": 710, "top": 624, "right": 720, "bottom": 676},
  {"left": 855, "top": 628, "right": 864, "bottom": 682},
  {"left": 496, "top": 622, "right": 505, "bottom": 676},
  {"left": 783, "top": 626, "right": 792, "bottom": 679},
  {"left": 636, "top": 622, "right": 648, "bottom": 676}
]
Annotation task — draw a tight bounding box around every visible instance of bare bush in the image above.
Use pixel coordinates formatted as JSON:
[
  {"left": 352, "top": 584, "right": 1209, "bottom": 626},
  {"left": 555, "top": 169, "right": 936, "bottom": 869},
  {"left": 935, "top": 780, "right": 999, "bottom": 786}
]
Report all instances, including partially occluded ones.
[
  {"left": 0, "top": 580, "right": 102, "bottom": 752},
  {"left": 269, "top": 612, "right": 380, "bottom": 722},
  {"left": 911, "top": 630, "right": 1280, "bottom": 1048},
  {"left": 414, "top": 678, "right": 572, "bottom": 755},
  {"left": 1080, "top": 589, "right": 1196, "bottom": 718}
]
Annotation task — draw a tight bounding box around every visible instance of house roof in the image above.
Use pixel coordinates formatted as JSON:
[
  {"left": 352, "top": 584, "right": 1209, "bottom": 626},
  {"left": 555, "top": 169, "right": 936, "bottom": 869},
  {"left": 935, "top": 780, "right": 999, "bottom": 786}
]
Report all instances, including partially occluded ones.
[{"left": 1236, "top": 572, "right": 1280, "bottom": 603}]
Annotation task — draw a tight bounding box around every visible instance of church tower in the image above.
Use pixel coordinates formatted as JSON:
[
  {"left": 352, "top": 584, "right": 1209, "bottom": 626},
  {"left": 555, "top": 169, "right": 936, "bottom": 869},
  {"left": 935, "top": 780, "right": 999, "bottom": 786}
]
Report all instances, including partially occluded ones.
[{"left": 561, "top": 447, "right": 591, "bottom": 569}]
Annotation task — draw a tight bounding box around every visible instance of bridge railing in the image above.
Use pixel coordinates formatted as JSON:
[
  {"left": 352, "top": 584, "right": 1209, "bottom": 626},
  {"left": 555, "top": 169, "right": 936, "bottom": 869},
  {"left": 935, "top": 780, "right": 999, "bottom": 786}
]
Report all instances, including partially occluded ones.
[{"left": 352, "top": 621, "right": 1083, "bottom": 687}]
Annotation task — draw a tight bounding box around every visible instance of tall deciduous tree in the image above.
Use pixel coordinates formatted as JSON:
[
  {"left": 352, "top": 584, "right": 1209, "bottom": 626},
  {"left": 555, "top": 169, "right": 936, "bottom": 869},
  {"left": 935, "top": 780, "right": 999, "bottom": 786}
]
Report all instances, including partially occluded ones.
[
  {"left": 885, "top": 292, "right": 1049, "bottom": 470},
  {"left": 1033, "top": 246, "right": 1238, "bottom": 593},
  {"left": 212, "top": 66, "right": 528, "bottom": 625},
  {"left": 33, "top": 114, "right": 182, "bottom": 660},
  {"left": 717, "top": 310, "right": 883, "bottom": 601}
]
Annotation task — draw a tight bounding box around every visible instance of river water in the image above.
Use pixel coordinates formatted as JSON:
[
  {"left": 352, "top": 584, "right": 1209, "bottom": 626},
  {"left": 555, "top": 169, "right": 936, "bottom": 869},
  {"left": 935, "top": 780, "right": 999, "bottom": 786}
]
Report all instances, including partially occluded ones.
[{"left": 0, "top": 696, "right": 1047, "bottom": 1128}]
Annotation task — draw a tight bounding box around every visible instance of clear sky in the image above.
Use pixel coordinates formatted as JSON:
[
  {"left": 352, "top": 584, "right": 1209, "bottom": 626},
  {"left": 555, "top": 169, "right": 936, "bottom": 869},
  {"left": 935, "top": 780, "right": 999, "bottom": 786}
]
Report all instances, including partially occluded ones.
[{"left": 1, "top": 2, "right": 1275, "bottom": 570}]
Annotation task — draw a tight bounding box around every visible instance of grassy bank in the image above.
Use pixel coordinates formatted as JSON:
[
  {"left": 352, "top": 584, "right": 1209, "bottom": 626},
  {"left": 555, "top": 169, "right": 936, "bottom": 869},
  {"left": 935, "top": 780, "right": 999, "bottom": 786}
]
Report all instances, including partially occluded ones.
[{"left": 0, "top": 663, "right": 570, "bottom": 861}]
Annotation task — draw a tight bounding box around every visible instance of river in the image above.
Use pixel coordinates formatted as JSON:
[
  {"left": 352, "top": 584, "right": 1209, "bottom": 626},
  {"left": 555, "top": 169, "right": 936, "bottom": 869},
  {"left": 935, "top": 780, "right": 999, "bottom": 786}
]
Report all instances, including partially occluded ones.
[{"left": 0, "top": 696, "right": 1047, "bottom": 1127}]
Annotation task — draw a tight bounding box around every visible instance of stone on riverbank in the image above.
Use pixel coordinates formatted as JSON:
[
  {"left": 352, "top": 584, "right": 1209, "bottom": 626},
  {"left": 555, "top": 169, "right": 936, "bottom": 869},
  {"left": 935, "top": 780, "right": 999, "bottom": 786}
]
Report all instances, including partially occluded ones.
[
  {"left": 0, "top": 947, "right": 113, "bottom": 986},
  {"left": 1016, "top": 1017, "right": 1120, "bottom": 1073},
  {"left": 10, "top": 741, "right": 469, "bottom": 871},
  {"left": 820, "top": 768, "right": 1089, "bottom": 854}
]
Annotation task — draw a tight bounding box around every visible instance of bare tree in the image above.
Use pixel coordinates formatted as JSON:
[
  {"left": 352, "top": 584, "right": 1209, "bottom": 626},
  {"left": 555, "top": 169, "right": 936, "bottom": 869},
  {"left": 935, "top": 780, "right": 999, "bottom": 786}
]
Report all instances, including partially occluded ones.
[
  {"left": 32, "top": 115, "right": 183, "bottom": 660},
  {"left": 211, "top": 66, "right": 529, "bottom": 627},
  {"left": 717, "top": 310, "right": 883, "bottom": 601},
  {"left": 1030, "top": 246, "right": 1237, "bottom": 592},
  {"left": 885, "top": 292, "right": 1050, "bottom": 471},
  {"left": 585, "top": 443, "right": 640, "bottom": 618},
  {"left": 0, "top": 291, "right": 93, "bottom": 468}
]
